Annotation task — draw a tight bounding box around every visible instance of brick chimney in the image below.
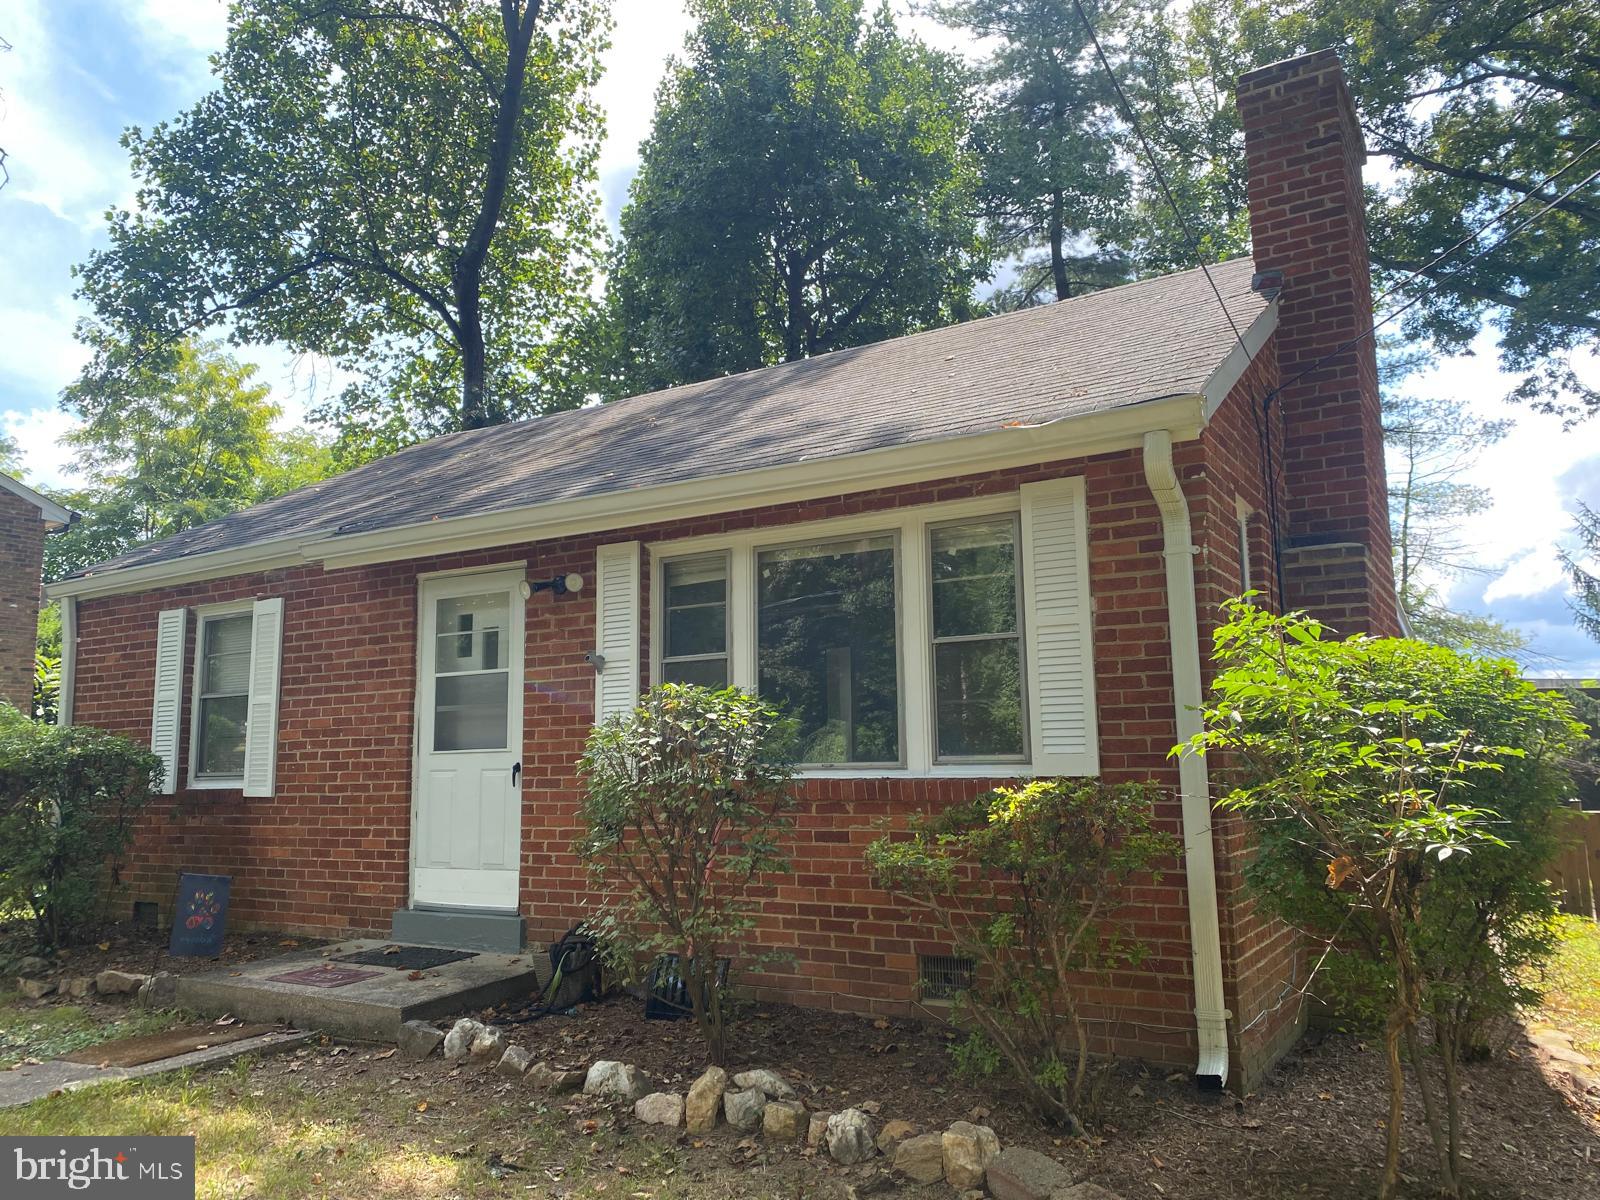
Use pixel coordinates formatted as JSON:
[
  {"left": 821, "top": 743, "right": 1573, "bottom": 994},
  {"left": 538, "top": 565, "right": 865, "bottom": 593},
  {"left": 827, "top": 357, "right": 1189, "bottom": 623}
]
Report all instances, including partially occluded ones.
[{"left": 1236, "top": 50, "right": 1399, "bottom": 635}]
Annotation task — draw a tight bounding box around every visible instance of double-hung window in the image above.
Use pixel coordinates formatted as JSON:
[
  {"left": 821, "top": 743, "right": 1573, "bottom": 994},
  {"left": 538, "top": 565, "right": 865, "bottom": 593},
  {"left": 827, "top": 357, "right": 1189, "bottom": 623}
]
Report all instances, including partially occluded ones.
[
  {"left": 193, "top": 608, "right": 254, "bottom": 781},
  {"left": 659, "top": 554, "right": 731, "bottom": 687}
]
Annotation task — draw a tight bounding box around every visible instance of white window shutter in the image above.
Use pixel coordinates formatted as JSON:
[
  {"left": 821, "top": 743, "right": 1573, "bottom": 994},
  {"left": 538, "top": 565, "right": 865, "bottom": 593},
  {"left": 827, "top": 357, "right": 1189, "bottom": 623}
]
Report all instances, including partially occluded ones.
[
  {"left": 242, "top": 597, "right": 285, "bottom": 798},
  {"left": 1021, "top": 477, "right": 1099, "bottom": 776},
  {"left": 594, "top": 541, "right": 641, "bottom": 723},
  {"left": 150, "top": 608, "right": 187, "bottom": 795}
]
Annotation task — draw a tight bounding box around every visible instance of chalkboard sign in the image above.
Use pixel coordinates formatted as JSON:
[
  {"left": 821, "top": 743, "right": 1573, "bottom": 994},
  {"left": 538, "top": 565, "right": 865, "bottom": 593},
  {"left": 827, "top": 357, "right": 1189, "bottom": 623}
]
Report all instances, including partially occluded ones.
[{"left": 168, "top": 873, "right": 231, "bottom": 957}]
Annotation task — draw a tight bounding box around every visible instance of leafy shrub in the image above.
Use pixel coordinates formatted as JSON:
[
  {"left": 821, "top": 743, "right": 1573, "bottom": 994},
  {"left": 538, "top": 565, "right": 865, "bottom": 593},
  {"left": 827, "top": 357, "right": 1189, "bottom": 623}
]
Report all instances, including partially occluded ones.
[
  {"left": 866, "top": 778, "right": 1179, "bottom": 1133},
  {"left": 0, "top": 704, "right": 162, "bottom": 948},
  {"left": 576, "top": 684, "right": 797, "bottom": 1065},
  {"left": 32, "top": 653, "right": 60, "bottom": 725},
  {"left": 1180, "top": 601, "right": 1582, "bottom": 1200}
]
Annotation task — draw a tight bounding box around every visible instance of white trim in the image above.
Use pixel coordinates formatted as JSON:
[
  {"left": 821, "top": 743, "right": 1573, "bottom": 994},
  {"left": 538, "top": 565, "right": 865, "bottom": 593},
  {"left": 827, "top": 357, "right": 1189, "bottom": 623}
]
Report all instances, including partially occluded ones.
[
  {"left": 1143, "top": 429, "right": 1231, "bottom": 1088},
  {"left": 1201, "top": 301, "right": 1279, "bottom": 418},
  {"left": 150, "top": 608, "right": 187, "bottom": 796},
  {"left": 55, "top": 598, "right": 76, "bottom": 728},
  {"left": 646, "top": 490, "right": 1069, "bottom": 778},
  {"left": 651, "top": 550, "right": 732, "bottom": 688},
  {"left": 0, "top": 470, "right": 74, "bottom": 528},
  {"left": 594, "top": 542, "right": 642, "bottom": 723},
  {"left": 186, "top": 600, "right": 254, "bottom": 790},
  {"left": 241, "top": 597, "right": 285, "bottom": 798},
  {"left": 415, "top": 558, "right": 527, "bottom": 582},
  {"left": 46, "top": 393, "right": 1209, "bottom": 602}
]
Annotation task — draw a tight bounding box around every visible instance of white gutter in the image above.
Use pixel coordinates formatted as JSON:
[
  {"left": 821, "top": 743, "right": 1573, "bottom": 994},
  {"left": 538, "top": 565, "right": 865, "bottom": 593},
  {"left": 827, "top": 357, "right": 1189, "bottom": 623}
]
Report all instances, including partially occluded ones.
[{"left": 1142, "top": 429, "right": 1231, "bottom": 1089}]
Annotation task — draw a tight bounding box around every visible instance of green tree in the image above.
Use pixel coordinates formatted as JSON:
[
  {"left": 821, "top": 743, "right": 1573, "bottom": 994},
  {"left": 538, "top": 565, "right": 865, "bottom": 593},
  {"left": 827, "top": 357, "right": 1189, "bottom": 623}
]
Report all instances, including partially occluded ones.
[
  {"left": 1562, "top": 503, "right": 1600, "bottom": 643},
  {"left": 47, "top": 341, "right": 331, "bottom": 581},
  {"left": 1118, "top": 0, "right": 1600, "bottom": 418},
  {"left": 73, "top": 1, "right": 609, "bottom": 460},
  {"left": 935, "top": 0, "right": 1131, "bottom": 306},
  {"left": 0, "top": 429, "right": 21, "bottom": 477},
  {"left": 605, "top": 0, "right": 986, "bottom": 395}
]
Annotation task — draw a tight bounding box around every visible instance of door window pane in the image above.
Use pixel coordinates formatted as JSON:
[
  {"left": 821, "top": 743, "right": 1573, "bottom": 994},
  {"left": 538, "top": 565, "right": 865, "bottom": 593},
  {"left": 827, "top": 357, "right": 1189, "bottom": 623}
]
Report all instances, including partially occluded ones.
[
  {"left": 195, "top": 612, "right": 253, "bottom": 778},
  {"left": 758, "top": 534, "right": 900, "bottom": 765},
  {"left": 432, "top": 591, "right": 512, "bottom": 751},
  {"left": 930, "top": 517, "right": 1025, "bottom": 760},
  {"left": 661, "top": 554, "right": 729, "bottom": 687}
]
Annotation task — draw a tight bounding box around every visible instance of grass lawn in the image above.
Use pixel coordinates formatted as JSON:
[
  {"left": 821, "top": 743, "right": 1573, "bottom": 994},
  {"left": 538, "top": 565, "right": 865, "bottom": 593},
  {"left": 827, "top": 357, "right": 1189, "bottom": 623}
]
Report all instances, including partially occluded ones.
[
  {"left": 1538, "top": 914, "right": 1600, "bottom": 1059},
  {"left": 0, "top": 989, "right": 186, "bottom": 1069}
]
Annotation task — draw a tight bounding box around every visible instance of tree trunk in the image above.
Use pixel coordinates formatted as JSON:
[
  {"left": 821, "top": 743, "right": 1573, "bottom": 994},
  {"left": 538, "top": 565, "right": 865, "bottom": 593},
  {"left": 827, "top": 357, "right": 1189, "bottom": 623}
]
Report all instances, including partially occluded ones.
[
  {"left": 1381, "top": 1006, "right": 1406, "bottom": 1200},
  {"left": 1050, "top": 190, "right": 1071, "bottom": 301},
  {"left": 453, "top": 0, "right": 544, "bottom": 430}
]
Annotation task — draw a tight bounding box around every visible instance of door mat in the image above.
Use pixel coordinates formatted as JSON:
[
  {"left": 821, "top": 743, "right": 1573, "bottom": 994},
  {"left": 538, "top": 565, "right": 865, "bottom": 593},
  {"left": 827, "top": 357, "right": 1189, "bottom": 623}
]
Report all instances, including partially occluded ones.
[
  {"left": 333, "top": 945, "right": 479, "bottom": 971},
  {"left": 62, "top": 1022, "right": 279, "bottom": 1068},
  {"left": 265, "top": 965, "right": 384, "bottom": 988}
]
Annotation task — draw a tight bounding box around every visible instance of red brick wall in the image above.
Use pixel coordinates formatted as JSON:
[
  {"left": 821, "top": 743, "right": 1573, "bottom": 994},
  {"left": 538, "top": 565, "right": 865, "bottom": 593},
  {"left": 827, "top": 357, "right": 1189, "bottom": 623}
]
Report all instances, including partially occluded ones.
[
  {"left": 74, "top": 446, "right": 1219, "bottom": 1069},
  {"left": 0, "top": 489, "right": 46, "bottom": 712},
  {"left": 1237, "top": 50, "right": 1400, "bottom": 637}
]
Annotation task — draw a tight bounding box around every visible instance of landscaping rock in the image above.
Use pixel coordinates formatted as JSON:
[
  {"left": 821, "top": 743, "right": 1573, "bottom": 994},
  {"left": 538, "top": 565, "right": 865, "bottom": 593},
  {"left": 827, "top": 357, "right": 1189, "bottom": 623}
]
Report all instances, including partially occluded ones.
[
  {"left": 806, "top": 1111, "right": 833, "bottom": 1149},
  {"left": 397, "top": 1020, "right": 445, "bottom": 1060},
  {"left": 1056, "top": 1186, "right": 1123, "bottom": 1200},
  {"left": 732, "top": 1067, "right": 797, "bottom": 1099},
  {"left": 685, "top": 1066, "right": 728, "bottom": 1133},
  {"left": 527, "top": 1062, "right": 586, "bottom": 1093},
  {"left": 826, "top": 1108, "right": 876, "bottom": 1165},
  {"left": 724, "top": 1086, "right": 768, "bottom": 1131},
  {"left": 17, "top": 955, "right": 50, "bottom": 978},
  {"left": 137, "top": 972, "right": 178, "bottom": 1009},
  {"left": 497, "top": 1046, "right": 533, "bottom": 1077},
  {"left": 94, "top": 969, "right": 147, "bottom": 995},
  {"left": 634, "top": 1092, "right": 685, "bottom": 1127},
  {"left": 763, "top": 1099, "right": 806, "bottom": 1142},
  {"left": 584, "top": 1060, "right": 651, "bottom": 1100},
  {"left": 845, "top": 1168, "right": 896, "bottom": 1198},
  {"left": 443, "top": 1018, "right": 483, "bottom": 1061},
  {"left": 893, "top": 1133, "right": 945, "bottom": 1184},
  {"left": 63, "top": 976, "right": 94, "bottom": 999},
  {"left": 942, "top": 1121, "right": 1000, "bottom": 1190},
  {"left": 986, "top": 1146, "right": 1075, "bottom": 1200},
  {"left": 875, "top": 1119, "right": 915, "bottom": 1154},
  {"left": 16, "top": 978, "right": 53, "bottom": 1000},
  {"left": 469, "top": 1025, "right": 508, "bottom": 1061}
]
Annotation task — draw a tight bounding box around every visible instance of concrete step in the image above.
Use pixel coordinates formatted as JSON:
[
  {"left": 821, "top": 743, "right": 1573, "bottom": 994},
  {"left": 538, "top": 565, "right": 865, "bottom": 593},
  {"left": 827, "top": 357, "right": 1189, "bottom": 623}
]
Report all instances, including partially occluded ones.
[{"left": 391, "top": 907, "right": 525, "bottom": 953}]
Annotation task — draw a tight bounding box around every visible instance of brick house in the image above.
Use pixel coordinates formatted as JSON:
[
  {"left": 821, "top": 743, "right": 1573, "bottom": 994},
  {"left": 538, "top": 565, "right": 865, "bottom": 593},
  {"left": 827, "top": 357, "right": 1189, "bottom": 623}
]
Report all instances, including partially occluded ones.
[
  {"left": 49, "top": 50, "right": 1397, "bottom": 1089},
  {"left": 0, "top": 471, "right": 75, "bottom": 712}
]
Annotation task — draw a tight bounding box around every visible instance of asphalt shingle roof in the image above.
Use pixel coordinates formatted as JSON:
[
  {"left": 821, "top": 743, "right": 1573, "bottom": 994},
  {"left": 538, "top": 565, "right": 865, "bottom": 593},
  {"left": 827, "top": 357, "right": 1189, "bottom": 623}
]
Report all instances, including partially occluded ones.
[{"left": 71, "top": 258, "right": 1264, "bottom": 580}]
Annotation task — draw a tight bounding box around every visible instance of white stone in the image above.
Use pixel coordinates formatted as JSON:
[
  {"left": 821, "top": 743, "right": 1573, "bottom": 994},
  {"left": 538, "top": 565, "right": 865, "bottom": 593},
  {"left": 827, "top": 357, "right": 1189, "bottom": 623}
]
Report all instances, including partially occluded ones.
[
  {"left": 442, "top": 1018, "right": 483, "bottom": 1061},
  {"left": 17, "top": 978, "right": 54, "bottom": 1000},
  {"left": 827, "top": 1108, "right": 876, "bottom": 1165},
  {"left": 469, "top": 1025, "right": 508, "bottom": 1061},
  {"left": 723, "top": 1086, "right": 769, "bottom": 1131},
  {"left": 731, "top": 1067, "right": 797, "bottom": 1099},
  {"left": 942, "top": 1121, "right": 1001, "bottom": 1189},
  {"left": 584, "top": 1060, "right": 651, "bottom": 1100},
  {"left": 893, "top": 1133, "right": 945, "bottom": 1183},
  {"left": 634, "top": 1092, "right": 685, "bottom": 1127},
  {"left": 94, "top": 969, "right": 147, "bottom": 995},
  {"left": 497, "top": 1045, "right": 533, "bottom": 1076}
]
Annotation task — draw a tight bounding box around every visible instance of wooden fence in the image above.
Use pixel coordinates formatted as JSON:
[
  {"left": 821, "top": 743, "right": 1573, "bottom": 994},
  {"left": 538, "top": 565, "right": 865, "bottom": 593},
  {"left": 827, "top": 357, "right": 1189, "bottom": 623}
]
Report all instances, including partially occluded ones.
[{"left": 1552, "top": 802, "right": 1600, "bottom": 921}]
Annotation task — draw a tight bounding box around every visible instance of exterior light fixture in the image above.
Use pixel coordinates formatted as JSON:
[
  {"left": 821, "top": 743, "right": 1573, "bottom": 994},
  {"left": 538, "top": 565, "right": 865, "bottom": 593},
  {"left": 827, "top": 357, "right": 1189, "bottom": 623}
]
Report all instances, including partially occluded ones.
[{"left": 521, "top": 573, "right": 584, "bottom": 599}]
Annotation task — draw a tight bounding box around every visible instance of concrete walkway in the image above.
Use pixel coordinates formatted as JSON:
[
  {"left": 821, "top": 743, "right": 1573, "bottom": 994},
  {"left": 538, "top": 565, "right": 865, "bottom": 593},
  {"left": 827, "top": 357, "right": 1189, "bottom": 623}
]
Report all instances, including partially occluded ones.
[{"left": 0, "top": 1029, "right": 310, "bottom": 1109}]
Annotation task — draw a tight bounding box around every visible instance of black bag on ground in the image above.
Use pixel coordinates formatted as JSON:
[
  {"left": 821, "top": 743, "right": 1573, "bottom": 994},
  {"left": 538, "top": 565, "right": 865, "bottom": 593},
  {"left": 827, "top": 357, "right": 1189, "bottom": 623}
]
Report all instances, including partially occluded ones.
[
  {"left": 644, "top": 953, "right": 730, "bottom": 1021},
  {"left": 544, "top": 926, "right": 602, "bottom": 1010}
]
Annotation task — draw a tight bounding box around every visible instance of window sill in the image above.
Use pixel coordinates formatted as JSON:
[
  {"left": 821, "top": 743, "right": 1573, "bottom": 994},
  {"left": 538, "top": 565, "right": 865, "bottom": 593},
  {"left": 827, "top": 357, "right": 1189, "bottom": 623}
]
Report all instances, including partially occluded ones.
[
  {"left": 797, "top": 764, "right": 1039, "bottom": 781},
  {"left": 186, "top": 777, "right": 245, "bottom": 791}
]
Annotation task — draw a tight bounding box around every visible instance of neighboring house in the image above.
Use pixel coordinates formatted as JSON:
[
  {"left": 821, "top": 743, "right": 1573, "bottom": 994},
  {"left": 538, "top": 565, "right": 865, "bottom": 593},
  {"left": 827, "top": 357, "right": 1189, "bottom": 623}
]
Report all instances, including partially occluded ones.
[
  {"left": 49, "top": 50, "right": 1397, "bottom": 1089},
  {"left": 0, "top": 470, "right": 75, "bottom": 712}
]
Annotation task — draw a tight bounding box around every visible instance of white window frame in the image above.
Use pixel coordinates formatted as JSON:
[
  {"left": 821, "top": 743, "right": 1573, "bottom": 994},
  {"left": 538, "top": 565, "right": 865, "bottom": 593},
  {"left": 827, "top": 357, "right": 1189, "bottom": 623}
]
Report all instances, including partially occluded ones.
[
  {"left": 648, "top": 493, "right": 1059, "bottom": 779},
  {"left": 926, "top": 512, "right": 1029, "bottom": 766},
  {"left": 187, "top": 600, "right": 255, "bottom": 789},
  {"left": 654, "top": 550, "right": 734, "bottom": 689}
]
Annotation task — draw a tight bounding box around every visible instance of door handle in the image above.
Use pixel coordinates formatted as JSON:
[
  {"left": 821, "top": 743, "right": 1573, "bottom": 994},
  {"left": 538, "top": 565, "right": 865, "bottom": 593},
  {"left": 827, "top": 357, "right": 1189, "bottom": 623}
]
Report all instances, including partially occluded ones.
[{"left": 512, "top": 762, "right": 522, "bottom": 787}]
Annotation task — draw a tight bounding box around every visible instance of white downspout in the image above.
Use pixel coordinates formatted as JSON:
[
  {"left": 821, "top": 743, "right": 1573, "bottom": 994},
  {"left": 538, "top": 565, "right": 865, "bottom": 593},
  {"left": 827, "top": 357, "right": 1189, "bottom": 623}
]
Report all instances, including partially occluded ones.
[{"left": 1142, "top": 429, "right": 1231, "bottom": 1089}]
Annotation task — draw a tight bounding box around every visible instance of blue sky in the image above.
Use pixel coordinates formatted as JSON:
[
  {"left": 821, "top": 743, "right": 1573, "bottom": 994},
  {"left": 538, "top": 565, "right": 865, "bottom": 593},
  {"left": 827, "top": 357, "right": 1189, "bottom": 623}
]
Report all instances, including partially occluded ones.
[{"left": 1, "top": 0, "right": 1597, "bottom": 673}]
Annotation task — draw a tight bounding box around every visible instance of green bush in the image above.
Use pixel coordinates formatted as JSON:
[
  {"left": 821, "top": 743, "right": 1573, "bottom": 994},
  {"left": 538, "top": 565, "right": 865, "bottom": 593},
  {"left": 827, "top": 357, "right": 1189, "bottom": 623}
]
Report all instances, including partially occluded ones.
[
  {"left": 576, "top": 684, "right": 797, "bottom": 1065},
  {"left": 1180, "top": 600, "right": 1583, "bottom": 1200},
  {"left": 866, "top": 778, "right": 1179, "bottom": 1133},
  {"left": 32, "top": 653, "right": 60, "bottom": 725},
  {"left": 0, "top": 704, "right": 162, "bottom": 949}
]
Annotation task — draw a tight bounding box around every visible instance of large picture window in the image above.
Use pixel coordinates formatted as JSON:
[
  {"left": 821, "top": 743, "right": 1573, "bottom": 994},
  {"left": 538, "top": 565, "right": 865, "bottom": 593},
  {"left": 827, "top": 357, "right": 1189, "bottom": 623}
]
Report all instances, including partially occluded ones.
[
  {"left": 194, "top": 610, "right": 252, "bottom": 778},
  {"left": 929, "top": 516, "right": 1025, "bottom": 760},
  {"left": 757, "top": 534, "right": 900, "bottom": 766},
  {"left": 660, "top": 554, "right": 730, "bottom": 687}
]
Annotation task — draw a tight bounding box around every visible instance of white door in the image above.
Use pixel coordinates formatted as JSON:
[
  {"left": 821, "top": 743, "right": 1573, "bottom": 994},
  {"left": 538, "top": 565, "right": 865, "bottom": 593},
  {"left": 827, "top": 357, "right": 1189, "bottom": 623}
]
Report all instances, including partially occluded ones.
[{"left": 412, "top": 570, "right": 524, "bottom": 911}]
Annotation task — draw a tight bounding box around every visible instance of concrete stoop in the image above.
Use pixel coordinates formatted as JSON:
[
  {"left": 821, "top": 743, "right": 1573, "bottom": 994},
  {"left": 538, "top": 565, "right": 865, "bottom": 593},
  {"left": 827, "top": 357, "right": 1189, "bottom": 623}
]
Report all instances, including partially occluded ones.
[{"left": 173, "top": 939, "right": 545, "bottom": 1041}]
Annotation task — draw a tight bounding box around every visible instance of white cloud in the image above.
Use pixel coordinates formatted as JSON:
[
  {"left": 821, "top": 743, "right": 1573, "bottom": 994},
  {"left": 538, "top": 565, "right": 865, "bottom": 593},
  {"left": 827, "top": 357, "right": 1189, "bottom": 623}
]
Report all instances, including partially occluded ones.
[{"left": 1, "top": 405, "right": 81, "bottom": 489}]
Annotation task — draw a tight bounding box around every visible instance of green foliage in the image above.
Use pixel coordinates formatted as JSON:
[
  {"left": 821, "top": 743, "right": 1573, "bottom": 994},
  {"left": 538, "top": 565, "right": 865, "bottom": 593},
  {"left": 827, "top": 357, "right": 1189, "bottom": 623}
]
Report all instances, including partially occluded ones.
[
  {"left": 73, "top": 0, "right": 609, "bottom": 454},
  {"left": 31, "top": 655, "right": 59, "bottom": 726},
  {"left": 47, "top": 340, "right": 331, "bottom": 581},
  {"left": 866, "top": 777, "right": 1178, "bottom": 1132},
  {"left": 603, "top": 0, "right": 986, "bottom": 396},
  {"left": 1181, "top": 600, "right": 1583, "bottom": 1199},
  {"left": 0, "top": 705, "right": 162, "bottom": 950},
  {"left": 0, "top": 430, "right": 22, "bottom": 477},
  {"left": 1562, "top": 503, "right": 1600, "bottom": 644},
  {"left": 576, "top": 684, "right": 797, "bottom": 1065}
]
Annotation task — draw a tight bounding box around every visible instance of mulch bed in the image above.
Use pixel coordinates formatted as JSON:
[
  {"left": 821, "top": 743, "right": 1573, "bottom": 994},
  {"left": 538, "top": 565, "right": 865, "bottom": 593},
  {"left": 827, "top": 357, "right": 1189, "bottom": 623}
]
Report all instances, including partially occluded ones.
[
  {"left": 452, "top": 991, "right": 1599, "bottom": 1199},
  {"left": 2, "top": 921, "right": 329, "bottom": 985}
]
